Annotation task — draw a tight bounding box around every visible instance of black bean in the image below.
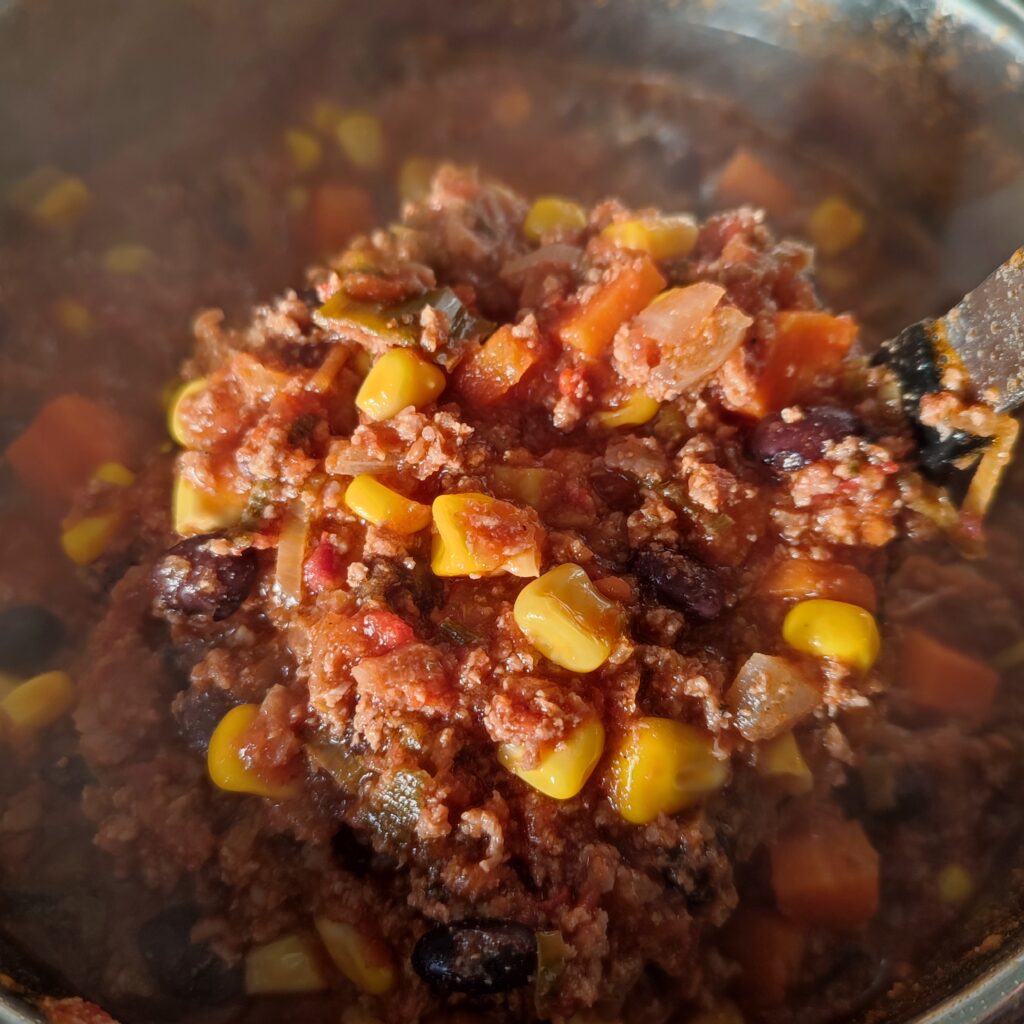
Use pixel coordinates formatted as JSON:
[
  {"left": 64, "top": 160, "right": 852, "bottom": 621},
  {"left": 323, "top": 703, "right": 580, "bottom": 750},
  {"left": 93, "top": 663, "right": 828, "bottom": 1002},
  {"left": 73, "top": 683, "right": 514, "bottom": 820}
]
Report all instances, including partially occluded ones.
[
  {"left": 590, "top": 468, "right": 642, "bottom": 512},
  {"left": 174, "top": 687, "right": 235, "bottom": 756},
  {"left": 139, "top": 905, "right": 241, "bottom": 1005},
  {"left": 633, "top": 547, "right": 725, "bottom": 622},
  {"left": 154, "top": 535, "right": 258, "bottom": 621},
  {"left": 749, "top": 406, "right": 861, "bottom": 472},
  {"left": 412, "top": 921, "right": 537, "bottom": 995},
  {"left": 0, "top": 605, "right": 66, "bottom": 675}
]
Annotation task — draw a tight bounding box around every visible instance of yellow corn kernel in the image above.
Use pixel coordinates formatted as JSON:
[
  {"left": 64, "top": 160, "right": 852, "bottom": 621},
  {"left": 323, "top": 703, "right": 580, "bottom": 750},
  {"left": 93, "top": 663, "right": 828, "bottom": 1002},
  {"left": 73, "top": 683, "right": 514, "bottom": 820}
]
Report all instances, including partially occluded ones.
[
  {"left": 937, "top": 863, "right": 974, "bottom": 905},
  {"left": 594, "top": 389, "right": 661, "bottom": 428},
  {"left": 398, "top": 157, "right": 435, "bottom": 204},
  {"left": 61, "top": 513, "right": 119, "bottom": 566},
  {"left": 1, "top": 671, "right": 75, "bottom": 731},
  {"left": 806, "top": 196, "right": 865, "bottom": 257},
  {"left": 601, "top": 215, "right": 698, "bottom": 261},
  {"left": 356, "top": 349, "right": 446, "bottom": 422},
  {"left": 513, "top": 563, "right": 622, "bottom": 672},
  {"left": 523, "top": 197, "right": 587, "bottom": 242},
  {"left": 431, "top": 493, "right": 540, "bottom": 578},
  {"left": 498, "top": 718, "right": 605, "bottom": 800},
  {"left": 283, "top": 128, "right": 322, "bottom": 174},
  {"left": 489, "top": 465, "right": 556, "bottom": 509},
  {"left": 103, "top": 244, "right": 154, "bottom": 275},
  {"left": 173, "top": 476, "right": 247, "bottom": 537},
  {"left": 166, "top": 377, "right": 208, "bottom": 446},
  {"left": 51, "top": 297, "right": 95, "bottom": 337},
  {"left": 757, "top": 732, "right": 813, "bottom": 795},
  {"left": 285, "top": 186, "right": 309, "bottom": 213},
  {"left": 28, "top": 175, "right": 91, "bottom": 230},
  {"left": 782, "top": 598, "right": 880, "bottom": 672},
  {"left": 208, "top": 704, "right": 294, "bottom": 799},
  {"left": 244, "top": 933, "right": 329, "bottom": 994},
  {"left": 0, "top": 673, "right": 21, "bottom": 701},
  {"left": 309, "top": 97, "right": 345, "bottom": 135},
  {"left": 93, "top": 461, "right": 135, "bottom": 487},
  {"left": 344, "top": 475, "right": 430, "bottom": 535},
  {"left": 607, "top": 717, "right": 728, "bottom": 824},
  {"left": 336, "top": 112, "right": 385, "bottom": 171},
  {"left": 314, "top": 918, "right": 396, "bottom": 995}
]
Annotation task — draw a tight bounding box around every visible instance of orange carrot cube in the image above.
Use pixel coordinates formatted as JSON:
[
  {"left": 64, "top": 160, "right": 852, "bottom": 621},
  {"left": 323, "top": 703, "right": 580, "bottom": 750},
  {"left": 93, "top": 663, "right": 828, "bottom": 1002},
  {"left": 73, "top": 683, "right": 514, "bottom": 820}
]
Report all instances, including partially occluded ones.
[
  {"left": 770, "top": 816, "right": 880, "bottom": 931},
  {"left": 722, "top": 310, "right": 858, "bottom": 418},
  {"left": 758, "top": 558, "right": 877, "bottom": 612},
  {"left": 901, "top": 628, "right": 999, "bottom": 719},
  {"left": 721, "top": 908, "right": 807, "bottom": 1007},
  {"left": 455, "top": 325, "right": 540, "bottom": 405},
  {"left": 5, "top": 394, "right": 132, "bottom": 508},
  {"left": 308, "top": 184, "right": 374, "bottom": 255},
  {"left": 556, "top": 257, "right": 666, "bottom": 358},
  {"left": 716, "top": 148, "right": 796, "bottom": 219}
]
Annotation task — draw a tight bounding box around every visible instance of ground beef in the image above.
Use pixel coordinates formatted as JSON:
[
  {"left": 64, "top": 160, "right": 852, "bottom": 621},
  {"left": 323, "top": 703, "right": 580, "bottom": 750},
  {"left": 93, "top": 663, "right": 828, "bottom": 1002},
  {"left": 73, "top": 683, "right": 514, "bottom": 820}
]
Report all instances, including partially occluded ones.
[{"left": 12, "top": 166, "right": 1022, "bottom": 1024}]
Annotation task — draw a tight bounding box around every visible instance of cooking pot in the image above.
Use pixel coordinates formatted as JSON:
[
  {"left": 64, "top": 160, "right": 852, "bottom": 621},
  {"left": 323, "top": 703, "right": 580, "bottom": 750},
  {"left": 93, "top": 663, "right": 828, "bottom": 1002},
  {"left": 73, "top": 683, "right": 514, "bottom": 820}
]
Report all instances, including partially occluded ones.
[{"left": 0, "top": 1, "right": 1023, "bottom": 1021}]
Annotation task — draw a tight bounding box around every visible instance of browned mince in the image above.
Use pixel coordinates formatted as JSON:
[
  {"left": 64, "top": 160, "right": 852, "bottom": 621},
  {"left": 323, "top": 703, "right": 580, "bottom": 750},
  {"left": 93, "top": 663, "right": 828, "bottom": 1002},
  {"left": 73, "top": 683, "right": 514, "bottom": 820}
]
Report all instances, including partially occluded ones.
[{"left": 0, "top": 54, "right": 1023, "bottom": 1024}]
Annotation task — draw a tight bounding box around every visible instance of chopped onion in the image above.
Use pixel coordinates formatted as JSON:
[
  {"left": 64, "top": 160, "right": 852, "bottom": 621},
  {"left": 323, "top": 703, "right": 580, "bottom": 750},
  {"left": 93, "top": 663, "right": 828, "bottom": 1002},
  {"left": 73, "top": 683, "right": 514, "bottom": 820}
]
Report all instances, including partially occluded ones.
[
  {"left": 727, "top": 653, "right": 820, "bottom": 741},
  {"left": 623, "top": 283, "right": 753, "bottom": 399},
  {"left": 326, "top": 454, "right": 401, "bottom": 476},
  {"left": 275, "top": 500, "right": 310, "bottom": 607},
  {"left": 502, "top": 243, "right": 582, "bottom": 281},
  {"left": 634, "top": 282, "right": 726, "bottom": 348},
  {"left": 308, "top": 344, "right": 351, "bottom": 393}
]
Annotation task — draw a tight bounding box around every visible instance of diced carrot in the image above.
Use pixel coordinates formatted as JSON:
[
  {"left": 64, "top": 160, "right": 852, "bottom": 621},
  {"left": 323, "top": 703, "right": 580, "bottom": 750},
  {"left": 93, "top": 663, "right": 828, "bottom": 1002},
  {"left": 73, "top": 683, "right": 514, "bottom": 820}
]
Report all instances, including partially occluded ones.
[
  {"left": 716, "top": 148, "right": 796, "bottom": 219},
  {"left": 770, "top": 816, "right": 879, "bottom": 931},
  {"left": 720, "top": 908, "right": 806, "bottom": 1008},
  {"left": 900, "top": 628, "right": 999, "bottom": 719},
  {"left": 556, "top": 257, "right": 666, "bottom": 358},
  {"left": 308, "top": 183, "right": 374, "bottom": 255},
  {"left": 5, "top": 394, "right": 132, "bottom": 508},
  {"left": 455, "top": 325, "right": 541, "bottom": 405},
  {"left": 722, "top": 310, "right": 858, "bottom": 418},
  {"left": 758, "top": 558, "right": 877, "bottom": 612}
]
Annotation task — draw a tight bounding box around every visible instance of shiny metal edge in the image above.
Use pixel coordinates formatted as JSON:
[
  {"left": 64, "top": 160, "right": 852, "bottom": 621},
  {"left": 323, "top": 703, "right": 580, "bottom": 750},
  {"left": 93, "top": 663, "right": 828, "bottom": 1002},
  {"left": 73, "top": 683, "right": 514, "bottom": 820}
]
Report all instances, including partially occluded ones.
[{"left": 912, "top": 941, "right": 1024, "bottom": 1024}]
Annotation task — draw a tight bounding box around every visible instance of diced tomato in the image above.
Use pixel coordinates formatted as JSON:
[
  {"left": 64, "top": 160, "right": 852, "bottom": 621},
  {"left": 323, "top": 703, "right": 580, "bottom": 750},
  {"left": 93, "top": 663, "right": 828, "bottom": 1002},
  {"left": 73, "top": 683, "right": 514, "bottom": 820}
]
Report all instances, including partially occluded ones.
[
  {"left": 455, "top": 325, "right": 541, "bottom": 405},
  {"left": 557, "top": 366, "right": 587, "bottom": 399},
  {"left": 721, "top": 908, "right": 806, "bottom": 1008},
  {"left": 303, "top": 536, "right": 345, "bottom": 595},
  {"left": 900, "top": 628, "right": 999, "bottom": 719},
  {"left": 5, "top": 394, "right": 133, "bottom": 509},
  {"left": 758, "top": 558, "right": 877, "bottom": 612},
  {"left": 770, "top": 816, "right": 880, "bottom": 931},
  {"left": 722, "top": 310, "right": 858, "bottom": 418},
  {"left": 308, "top": 184, "right": 375, "bottom": 255},
  {"left": 361, "top": 609, "right": 415, "bottom": 653},
  {"left": 556, "top": 256, "right": 666, "bottom": 358}
]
